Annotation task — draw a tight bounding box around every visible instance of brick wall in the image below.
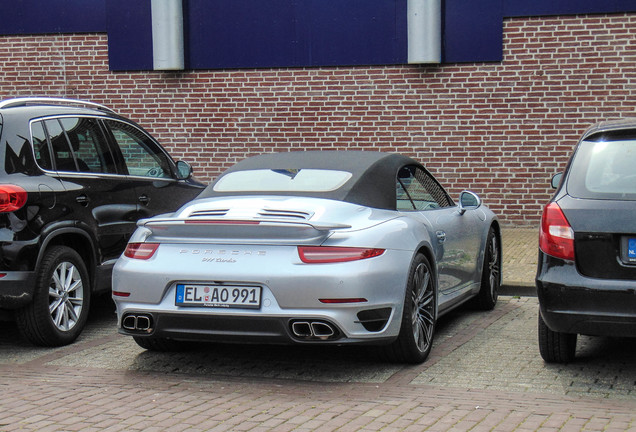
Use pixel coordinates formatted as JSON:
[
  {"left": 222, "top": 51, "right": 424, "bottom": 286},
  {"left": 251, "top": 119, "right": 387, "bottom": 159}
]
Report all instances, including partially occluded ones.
[{"left": 1, "top": 14, "right": 635, "bottom": 226}]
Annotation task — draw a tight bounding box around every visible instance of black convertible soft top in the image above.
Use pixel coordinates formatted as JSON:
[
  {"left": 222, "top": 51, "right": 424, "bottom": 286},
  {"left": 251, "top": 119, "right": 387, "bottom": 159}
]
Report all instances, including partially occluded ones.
[{"left": 198, "top": 151, "right": 425, "bottom": 210}]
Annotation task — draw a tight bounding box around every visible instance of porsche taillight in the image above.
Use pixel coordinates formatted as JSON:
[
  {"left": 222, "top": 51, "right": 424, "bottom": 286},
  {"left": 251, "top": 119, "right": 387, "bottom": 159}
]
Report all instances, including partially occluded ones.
[
  {"left": 539, "top": 202, "right": 574, "bottom": 261},
  {"left": 0, "top": 185, "right": 27, "bottom": 213},
  {"left": 297, "top": 246, "right": 385, "bottom": 263},
  {"left": 124, "top": 243, "right": 160, "bottom": 260}
]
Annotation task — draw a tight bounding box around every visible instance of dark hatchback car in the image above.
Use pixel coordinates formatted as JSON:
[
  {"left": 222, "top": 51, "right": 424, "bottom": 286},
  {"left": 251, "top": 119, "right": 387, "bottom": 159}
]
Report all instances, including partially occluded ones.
[
  {"left": 537, "top": 118, "right": 636, "bottom": 363},
  {"left": 0, "top": 97, "right": 204, "bottom": 346}
]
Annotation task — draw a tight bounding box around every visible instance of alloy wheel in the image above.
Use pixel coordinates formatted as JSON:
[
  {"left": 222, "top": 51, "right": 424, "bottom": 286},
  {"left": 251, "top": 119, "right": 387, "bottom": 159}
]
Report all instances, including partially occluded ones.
[
  {"left": 487, "top": 234, "right": 500, "bottom": 300},
  {"left": 48, "top": 261, "right": 84, "bottom": 332},
  {"left": 411, "top": 262, "right": 435, "bottom": 353}
]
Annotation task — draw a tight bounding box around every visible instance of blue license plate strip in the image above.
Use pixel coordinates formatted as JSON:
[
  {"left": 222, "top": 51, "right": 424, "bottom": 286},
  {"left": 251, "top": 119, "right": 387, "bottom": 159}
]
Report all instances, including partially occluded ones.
[{"left": 628, "top": 238, "right": 636, "bottom": 259}]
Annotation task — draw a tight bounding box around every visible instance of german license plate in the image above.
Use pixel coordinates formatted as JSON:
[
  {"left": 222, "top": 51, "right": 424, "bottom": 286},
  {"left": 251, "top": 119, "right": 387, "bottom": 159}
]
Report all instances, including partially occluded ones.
[{"left": 176, "top": 284, "right": 261, "bottom": 309}]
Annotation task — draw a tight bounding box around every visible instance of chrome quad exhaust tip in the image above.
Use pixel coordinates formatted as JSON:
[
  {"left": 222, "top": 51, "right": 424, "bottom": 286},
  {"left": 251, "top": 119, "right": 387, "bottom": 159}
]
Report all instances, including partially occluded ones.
[
  {"left": 290, "top": 320, "right": 339, "bottom": 341},
  {"left": 122, "top": 313, "right": 154, "bottom": 333}
]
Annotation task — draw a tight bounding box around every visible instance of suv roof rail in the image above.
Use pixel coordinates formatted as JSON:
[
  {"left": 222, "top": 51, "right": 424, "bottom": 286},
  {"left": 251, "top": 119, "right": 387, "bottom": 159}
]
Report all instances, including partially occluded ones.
[{"left": 0, "top": 97, "right": 116, "bottom": 114}]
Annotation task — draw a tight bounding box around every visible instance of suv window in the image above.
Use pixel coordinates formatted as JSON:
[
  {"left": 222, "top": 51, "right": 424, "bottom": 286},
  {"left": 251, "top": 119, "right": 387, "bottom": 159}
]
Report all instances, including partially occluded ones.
[
  {"left": 45, "top": 119, "right": 77, "bottom": 172},
  {"left": 397, "top": 165, "right": 452, "bottom": 210},
  {"left": 59, "top": 117, "right": 117, "bottom": 174},
  {"left": 31, "top": 121, "right": 52, "bottom": 171},
  {"left": 34, "top": 117, "right": 115, "bottom": 174},
  {"left": 105, "top": 120, "right": 172, "bottom": 179}
]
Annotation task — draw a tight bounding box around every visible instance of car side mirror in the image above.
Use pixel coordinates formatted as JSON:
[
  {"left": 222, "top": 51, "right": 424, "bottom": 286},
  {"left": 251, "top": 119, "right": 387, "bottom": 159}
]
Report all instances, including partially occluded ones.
[
  {"left": 458, "top": 190, "right": 481, "bottom": 215},
  {"left": 551, "top": 172, "right": 563, "bottom": 189},
  {"left": 176, "top": 160, "right": 193, "bottom": 180}
]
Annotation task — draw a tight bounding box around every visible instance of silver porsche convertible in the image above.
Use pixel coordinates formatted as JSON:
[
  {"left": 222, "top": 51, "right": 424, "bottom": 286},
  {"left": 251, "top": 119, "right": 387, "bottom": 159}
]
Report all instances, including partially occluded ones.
[{"left": 112, "top": 151, "right": 501, "bottom": 363}]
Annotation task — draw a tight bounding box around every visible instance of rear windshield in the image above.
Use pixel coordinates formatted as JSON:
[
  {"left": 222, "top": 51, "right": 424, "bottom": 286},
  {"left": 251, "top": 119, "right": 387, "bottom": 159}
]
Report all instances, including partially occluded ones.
[
  {"left": 213, "top": 169, "right": 352, "bottom": 192},
  {"left": 567, "top": 138, "right": 636, "bottom": 200}
]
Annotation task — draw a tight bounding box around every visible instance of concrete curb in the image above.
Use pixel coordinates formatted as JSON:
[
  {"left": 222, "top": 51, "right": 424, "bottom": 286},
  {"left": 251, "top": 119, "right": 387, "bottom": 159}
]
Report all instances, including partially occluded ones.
[{"left": 501, "top": 282, "right": 536, "bottom": 297}]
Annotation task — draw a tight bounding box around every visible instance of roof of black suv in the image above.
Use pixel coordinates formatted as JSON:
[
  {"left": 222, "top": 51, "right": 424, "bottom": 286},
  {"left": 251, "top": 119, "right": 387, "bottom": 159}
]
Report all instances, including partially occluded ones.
[
  {"left": 0, "top": 97, "right": 115, "bottom": 113},
  {"left": 0, "top": 97, "right": 129, "bottom": 123}
]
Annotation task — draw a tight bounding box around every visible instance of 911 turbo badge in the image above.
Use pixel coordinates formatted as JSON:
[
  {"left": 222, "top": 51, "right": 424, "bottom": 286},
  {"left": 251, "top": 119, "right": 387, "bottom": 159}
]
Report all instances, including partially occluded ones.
[{"left": 178, "top": 248, "right": 267, "bottom": 256}]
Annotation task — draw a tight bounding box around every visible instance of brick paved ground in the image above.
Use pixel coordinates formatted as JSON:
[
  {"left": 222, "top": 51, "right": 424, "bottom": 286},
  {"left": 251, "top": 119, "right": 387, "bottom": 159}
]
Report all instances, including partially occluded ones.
[
  {"left": 1, "top": 229, "right": 634, "bottom": 431},
  {"left": 501, "top": 228, "right": 538, "bottom": 289}
]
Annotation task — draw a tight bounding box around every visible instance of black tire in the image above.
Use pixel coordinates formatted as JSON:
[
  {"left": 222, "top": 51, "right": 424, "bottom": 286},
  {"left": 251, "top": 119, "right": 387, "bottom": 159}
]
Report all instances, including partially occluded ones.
[
  {"left": 16, "top": 246, "right": 91, "bottom": 347},
  {"left": 472, "top": 226, "right": 500, "bottom": 310},
  {"left": 538, "top": 311, "right": 577, "bottom": 363},
  {"left": 383, "top": 253, "right": 436, "bottom": 364},
  {"left": 133, "top": 336, "right": 190, "bottom": 352}
]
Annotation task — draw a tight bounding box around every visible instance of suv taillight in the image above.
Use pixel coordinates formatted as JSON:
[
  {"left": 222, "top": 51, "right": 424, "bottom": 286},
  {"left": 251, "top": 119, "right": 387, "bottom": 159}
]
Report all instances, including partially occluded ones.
[
  {"left": 539, "top": 202, "right": 574, "bottom": 261},
  {"left": 0, "top": 185, "right": 27, "bottom": 213}
]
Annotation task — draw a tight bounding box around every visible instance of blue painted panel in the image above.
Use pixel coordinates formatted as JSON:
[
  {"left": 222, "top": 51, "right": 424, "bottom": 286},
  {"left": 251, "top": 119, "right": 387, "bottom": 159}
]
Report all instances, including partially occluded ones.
[
  {"left": 2, "top": 0, "right": 635, "bottom": 68},
  {"left": 186, "top": 0, "right": 407, "bottom": 69},
  {"left": 443, "top": 0, "right": 503, "bottom": 63},
  {"left": 0, "top": 0, "right": 106, "bottom": 35},
  {"left": 303, "top": 0, "right": 406, "bottom": 66},
  {"left": 504, "top": 0, "right": 636, "bottom": 17},
  {"left": 106, "top": 0, "right": 153, "bottom": 71},
  {"left": 187, "top": 0, "right": 301, "bottom": 69}
]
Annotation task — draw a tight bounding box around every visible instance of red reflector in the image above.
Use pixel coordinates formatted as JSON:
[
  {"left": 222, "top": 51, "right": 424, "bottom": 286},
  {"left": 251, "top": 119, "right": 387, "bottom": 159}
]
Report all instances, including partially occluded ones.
[
  {"left": 298, "top": 246, "right": 385, "bottom": 263},
  {"left": 124, "top": 243, "right": 160, "bottom": 260},
  {"left": 0, "top": 273, "right": 6, "bottom": 278},
  {"left": 539, "top": 202, "right": 575, "bottom": 261},
  {"left": 319, "top": 298, "right": 368, "bottom": 304},
  {"left": 0, "top": 185, "right": 27, "bottom": 213},
  {"left": 112, "top": 291, "right": 131, "bottom": 297},
  {"left": 184, "top": 220, "right": 260, "bottom": 225}
]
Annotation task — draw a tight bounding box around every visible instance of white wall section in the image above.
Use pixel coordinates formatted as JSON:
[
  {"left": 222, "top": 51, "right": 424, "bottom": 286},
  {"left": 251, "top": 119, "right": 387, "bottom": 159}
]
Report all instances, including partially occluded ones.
[{"left": 151, "top": 0, "right": 185, "bottom": 70}]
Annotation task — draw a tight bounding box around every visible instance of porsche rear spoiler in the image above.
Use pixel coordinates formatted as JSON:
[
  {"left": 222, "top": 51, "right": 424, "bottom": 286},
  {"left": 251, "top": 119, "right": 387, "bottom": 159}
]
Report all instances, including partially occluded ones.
[
  {"left": 141, "top": 218, "right": 351, "bottom": 230},
  {"left": 137, "top": 218, "right": 352, "bottom": 244}
]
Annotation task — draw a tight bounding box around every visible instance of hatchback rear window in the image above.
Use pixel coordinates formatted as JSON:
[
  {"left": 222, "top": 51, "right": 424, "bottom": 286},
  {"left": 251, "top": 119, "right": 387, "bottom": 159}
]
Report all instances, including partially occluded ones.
[
  {"left": 213, "top": 169, "right": 352, "bottom": 192},
  {"left": 567, "top": 138, "right": 636, "bottom": 200}
]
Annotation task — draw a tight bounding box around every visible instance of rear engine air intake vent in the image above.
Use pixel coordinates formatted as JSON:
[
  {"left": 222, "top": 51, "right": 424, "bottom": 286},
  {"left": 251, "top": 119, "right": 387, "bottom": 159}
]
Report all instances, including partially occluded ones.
[
  {"left": 190, "top": 209, "right": 230, "bottom": 218},
  {"left": 356, "top": 308, "right": 392, "bottom": 332},
  {"left": 258, "top": 209, "right": 312, "bottom": 220}
]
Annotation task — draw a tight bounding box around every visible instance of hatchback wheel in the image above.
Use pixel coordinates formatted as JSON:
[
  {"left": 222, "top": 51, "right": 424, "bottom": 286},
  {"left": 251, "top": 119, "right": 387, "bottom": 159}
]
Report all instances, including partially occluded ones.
[
  {"left": 384, "top": 253, "right": 436, "bottom": 364},
  {"left": 538, "top": 311, "right": 577, "bottom": 363},
  {"left": 16, "top": 246, "right": 90, "bottom": 347}
]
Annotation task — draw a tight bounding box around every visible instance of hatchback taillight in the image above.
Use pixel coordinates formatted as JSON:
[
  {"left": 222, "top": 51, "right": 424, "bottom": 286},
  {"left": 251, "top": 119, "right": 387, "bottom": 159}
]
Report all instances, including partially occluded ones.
[
  {"left": 0, "top": 185, "right": 27, "bottom": 213},
  {"left": 539, "top": 202, "right": 574, "bottom": 261},
  {"left": 298, "top": 246, "right": 385, "bottom": 263},
  {"left": 124, "top": 243, "right": 160, "bottom": 260}
]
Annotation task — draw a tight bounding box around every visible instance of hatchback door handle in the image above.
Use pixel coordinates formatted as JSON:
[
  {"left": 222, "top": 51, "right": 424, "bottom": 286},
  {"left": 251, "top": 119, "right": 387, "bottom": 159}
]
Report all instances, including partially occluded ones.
[{"left": 138, "top": 194, "right": 150, "bottom": 205}]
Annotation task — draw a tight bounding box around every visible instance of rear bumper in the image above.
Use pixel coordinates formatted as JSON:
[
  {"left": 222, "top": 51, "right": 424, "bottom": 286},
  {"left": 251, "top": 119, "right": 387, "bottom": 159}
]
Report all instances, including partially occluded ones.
[
  {"left": 117, "top": 311, "right": 396, "bottom": 345},
  {"left": 536, "top": 252, "right": 636, "bottom": 337},
  {"left": 0, "top": 271, "right": 36, "bottom": 309},
  {"left": 113, "top": 244, "right": 411, "bottom": 344}
]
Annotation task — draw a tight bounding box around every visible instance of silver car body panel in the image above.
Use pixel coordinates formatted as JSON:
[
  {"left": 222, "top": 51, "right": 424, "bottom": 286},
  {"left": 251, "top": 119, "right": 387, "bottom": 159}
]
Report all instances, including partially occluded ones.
[{"left": 113, "top": 195, "right": 497, "bottom": 343}]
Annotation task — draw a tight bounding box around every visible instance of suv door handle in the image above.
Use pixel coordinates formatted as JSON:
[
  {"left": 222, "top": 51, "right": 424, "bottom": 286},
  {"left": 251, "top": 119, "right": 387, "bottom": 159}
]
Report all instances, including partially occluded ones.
[
  {"left": 138, "top": 194, "right": 150, "bottom": 205},
  {"left": 75, "top": 194, "right": 89, "bottom": 205}
]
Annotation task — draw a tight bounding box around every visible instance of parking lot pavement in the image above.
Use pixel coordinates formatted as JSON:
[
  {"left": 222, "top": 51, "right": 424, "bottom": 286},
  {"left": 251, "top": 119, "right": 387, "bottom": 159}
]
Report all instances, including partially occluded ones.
[
  {"left": 1, "top": 293, "right": 634, "bottom": 431},
  {"left": 501, "top": 227, "right": 538, "bottom": 294}
]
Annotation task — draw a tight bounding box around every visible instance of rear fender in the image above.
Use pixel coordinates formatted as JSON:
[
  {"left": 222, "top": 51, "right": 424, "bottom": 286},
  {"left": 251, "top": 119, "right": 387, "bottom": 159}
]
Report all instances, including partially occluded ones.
[{"left": 37, "top": 226, "right": 98, "bottom": 287}]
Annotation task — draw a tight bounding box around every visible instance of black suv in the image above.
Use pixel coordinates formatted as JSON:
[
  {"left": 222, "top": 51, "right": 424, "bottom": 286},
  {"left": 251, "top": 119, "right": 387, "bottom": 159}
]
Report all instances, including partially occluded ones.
[{"left": 0, "top": 97, "right": 204, "bottom": 346}]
